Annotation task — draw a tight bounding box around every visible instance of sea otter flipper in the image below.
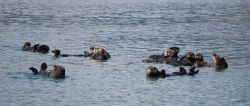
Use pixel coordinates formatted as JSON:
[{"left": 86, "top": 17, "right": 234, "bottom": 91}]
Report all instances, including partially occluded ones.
[
  {"left": 29, "top": 67, "right": 38, "bottom": 75},
  {"left": 194, "top": 70, "right": 199, "bottom": 74}
]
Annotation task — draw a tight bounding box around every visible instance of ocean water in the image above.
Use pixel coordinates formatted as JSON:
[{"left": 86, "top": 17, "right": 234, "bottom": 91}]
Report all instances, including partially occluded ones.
[{"left": 0, "top": 0, "right": 250, "bottom": 105}]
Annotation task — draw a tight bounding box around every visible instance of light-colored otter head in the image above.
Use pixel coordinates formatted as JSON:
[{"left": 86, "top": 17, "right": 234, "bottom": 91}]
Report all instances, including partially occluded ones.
[
  {"left": 212, "top": 53, "right": 228, "bottom": 69},
  {"left": 49, "top": 65, "right": 65, "bottom": 78},
  {"left": 86, "top": 47, "right": 111, "bottom": 60},
  {"left": 146, "top": 65, "right": 159, "bottom": 77},
  {"left": 163, "top": 47, "right": 180, "bottom": 57},
  {"left": 51, "top": 49, "right": 61, "bottom": 56}
]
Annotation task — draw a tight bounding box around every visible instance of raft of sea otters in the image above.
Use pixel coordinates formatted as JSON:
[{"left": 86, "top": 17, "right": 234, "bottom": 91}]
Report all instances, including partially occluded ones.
[{"left": 22, "top": 42, "right": 228, "bottom": 78}]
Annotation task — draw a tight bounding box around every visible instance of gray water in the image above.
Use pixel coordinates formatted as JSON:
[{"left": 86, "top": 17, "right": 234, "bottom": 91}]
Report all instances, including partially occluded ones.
[{"left": 0, "top": 0, "right": 250, "bottom": 106}]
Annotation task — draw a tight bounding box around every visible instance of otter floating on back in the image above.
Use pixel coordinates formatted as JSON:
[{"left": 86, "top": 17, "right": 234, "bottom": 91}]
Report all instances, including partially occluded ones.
[
  {"left": 142, "top": 47, "right": 180, "bottom": 64},
  {"left": 146, "top": 65, "right": 168, "bottom": 78},
  {"left": 212, "top": 53, "right": 228, "bottom": 70},
  {"left": 22, "top": 42, "right": 50, "bottom": 53},
  {"left": 84, "top": 47, "right": 111, "bottom": 61}
]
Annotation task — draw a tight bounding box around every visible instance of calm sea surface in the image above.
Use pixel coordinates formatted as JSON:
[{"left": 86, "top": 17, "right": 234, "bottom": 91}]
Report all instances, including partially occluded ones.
[{"left": 0, "top": 0, "right": 250, "bottom": 106}]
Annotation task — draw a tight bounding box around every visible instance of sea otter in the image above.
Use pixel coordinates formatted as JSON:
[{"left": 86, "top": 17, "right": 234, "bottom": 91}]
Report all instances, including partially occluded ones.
[
  {"left": 51, "top": 49, "right": 86, "bottom": 57},
  {"left": 142, "top": 47, "right": 180, "bottom": 64},
  {"left": 212, "top": 53, "right": 228, "bottom": 69},
  {"left": 178, "top": 52, "right": 196, "bottom": 66},
  {"left": 37, "top": 44, "right": 50, "bottom": 53},
  {"left": 22, "top": 42, "right": 32, "bottom": 51},
  {"left": 195, "top": 53, "right": 209, "bottom": 67},
  {"left": 22, "top": 42, "right": 49, "bottom": 53},
  {"left": 84, "top": 47, "right": 111, "bottom": 60},
  {"left": 29, "top": 62, "right": 49, "bottom": 76},
  {"left": 48, "top": 65, "right": 65, "bottom": 78},
  {"left": 146, "top": 65, "right": 169, "bottom": 78}
]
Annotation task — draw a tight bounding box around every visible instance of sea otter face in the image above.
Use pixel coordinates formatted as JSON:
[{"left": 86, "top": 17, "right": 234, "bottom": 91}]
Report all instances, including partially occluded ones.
[
  {"left": 163, "top": 49, "right": 175, "bottom": 57},
  {"left": 185, "top": 52, "right": 195, "bottom": 59},
  {"left": 86, "top": 47, "right": 111, "bottom": 60},
  {"left": 163, "top": 47, "right": 180, "bottom": 57},
  {"left": 212, "top": 53, "right": 228, "bottom": 69},
  {"left": 49, "top": 65, "right": 65, "bottom": 78},
  {"left": 89, "top": 47, "right": 101, "bottom": 54},
  {"left": 146, "top": 66, "right": 159, "bottom": 77},
  {"left": 84, "top": 47, "right": 101, "bottom": 56},
  {"left": 51, "top": 49, "right": 61, "bottom": 56}
]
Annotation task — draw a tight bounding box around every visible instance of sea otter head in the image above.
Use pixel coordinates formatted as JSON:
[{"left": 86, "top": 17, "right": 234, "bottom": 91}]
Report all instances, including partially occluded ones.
[
  {"left": 85, "top": 47, "right": 111, "bottom": 60},
  {"left": 40, "top": 62, "right": 48, "bottom": 71},
  {"left": 23, "top": 42, "right": 31, "bottom": 47},
  {"left": 163, "top": 47, "right": 180, "bottom": 58},
  {"left": 185, "top": 52, "right": 196, "bottom": 63},
  {"left": 195, "top": 53, "right": 209, "bottom": 67},
  {"left": 48, "top": 65, "right": 65, "bottom": 78},
  {"left": 84, "top": 47, "right": 100, "bottom": 56},
  {"left": 51, "top": 49, "right": 61, "bottom": 57},
  {"left": 212, "top": 53, "right": 228, "bottom": 69},
  {"left": 146, "top": 65, "right": 159, "bottom": 77},
  {"left": 32, "top": 44, "right": 40, "bottom": 52}
]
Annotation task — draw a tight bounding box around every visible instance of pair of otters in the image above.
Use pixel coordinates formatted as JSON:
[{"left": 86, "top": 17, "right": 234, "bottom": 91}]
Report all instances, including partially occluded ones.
[{"left": 22, "top": 42, "right": 111, "bottom": 60}]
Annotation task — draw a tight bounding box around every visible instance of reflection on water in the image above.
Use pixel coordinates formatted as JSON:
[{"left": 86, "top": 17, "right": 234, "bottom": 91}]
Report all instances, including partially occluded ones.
[{"left": 0, "top": 0, "right": 250, "bottom": 106}]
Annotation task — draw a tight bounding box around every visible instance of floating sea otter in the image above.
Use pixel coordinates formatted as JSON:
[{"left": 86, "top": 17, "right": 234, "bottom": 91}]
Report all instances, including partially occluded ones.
[
  {"left": 142, "top": 47, "right": 180, "bottom": 64},
  {"left": 195, "top": 53, "right": 209, "bottom": 67},
  {"left": 146, "top": 65, "right": 168, "bottom": 78},
  {"left": 84, "top": 47, "right": 111, "bottom": 61},
  {"left": 212, "top": 53, "right": 228, "bottom": 70},
  {"left": 178, "top": 52, "right": 196, "bottom": 66},
  {"left": 22, "top": 42, "right": 49, "bottom": 53},
  {"left": 29, "top": 63, "right": 65, "bottom": 78},
  {"left": 51, "top": 49, "right": 86, "bottom": 57}
]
